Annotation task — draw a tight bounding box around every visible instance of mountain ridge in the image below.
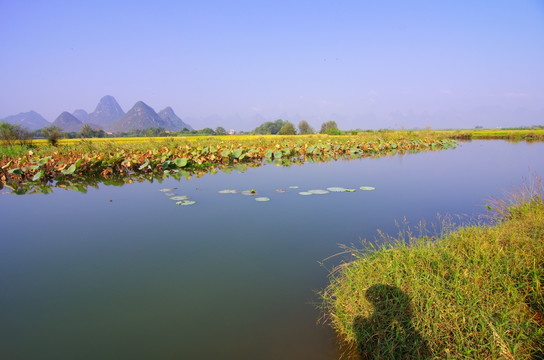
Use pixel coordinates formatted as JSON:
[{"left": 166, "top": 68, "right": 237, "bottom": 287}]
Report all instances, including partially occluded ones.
[{"left": 52, "top": 112, "right": 84, "bottom": 132}]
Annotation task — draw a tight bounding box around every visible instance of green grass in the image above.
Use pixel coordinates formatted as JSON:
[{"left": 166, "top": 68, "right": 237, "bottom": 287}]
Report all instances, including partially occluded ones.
[{"left": 321, "top": 179, "right": 544, "bottom": 359}]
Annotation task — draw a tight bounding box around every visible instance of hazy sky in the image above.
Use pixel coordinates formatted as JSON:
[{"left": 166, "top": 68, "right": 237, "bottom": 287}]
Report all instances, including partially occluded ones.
[{"left": 1, "top": 0, "right": 543, "bottom": 130}]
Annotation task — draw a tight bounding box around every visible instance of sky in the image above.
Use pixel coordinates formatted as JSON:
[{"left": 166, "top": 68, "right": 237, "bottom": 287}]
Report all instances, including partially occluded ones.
[{"left": 1, "top": 0, "right": 543, "bottom": 131}]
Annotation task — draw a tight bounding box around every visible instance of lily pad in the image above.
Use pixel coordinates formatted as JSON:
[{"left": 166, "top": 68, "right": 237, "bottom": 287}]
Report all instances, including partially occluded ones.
[
  {"left": 308, "top": 189, "right": 329, "bottom": 195},
  {"left": 360, "top": 186, "right": 375, "bottom": 191},
  {"left": 299, "top": 191, "right": 313, "bottom": 196},
  {"left": 327, "top": 187, "right": 347, "bottom": 192},
  {"left": 170, "top": 195, "right": 189, "bottom": 201},
  {"left": 164, "top": 192, "right": 176, "bottom": 196},
  {"left": 275, "top": 189, "right": 287, "bottom": 193},
  {"left": 218, "top": 189, "right": 238, "bottom": 194},
  {"left": 255, "top": 197, "right": 270, "bottom": 202},
  {"left": 241, "top": 190, "right": 257, "bottom": 196},
  {"left": 159, "top": 188, "right": 174, "bottom": 192},
  {"left": 176, "top": 200, "right": 196, "bottom": 206},
  {"left": 345, "top": 189, "right": 356, "bottom": 192},
  {"left": 289, "top": 186, "right": 299, "bottom": 189}
]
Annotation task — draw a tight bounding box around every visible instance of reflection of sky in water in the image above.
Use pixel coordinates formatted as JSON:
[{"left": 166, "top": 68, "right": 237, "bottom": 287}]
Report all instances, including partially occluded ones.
[{"left": 1, "top": 140, "right": 543, "bottom": 360}]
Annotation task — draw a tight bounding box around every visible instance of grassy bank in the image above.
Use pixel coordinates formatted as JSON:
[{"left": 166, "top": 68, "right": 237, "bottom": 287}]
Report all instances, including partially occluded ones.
[{"left": 321, "top": 182, "right": 544, "bottom": 359}]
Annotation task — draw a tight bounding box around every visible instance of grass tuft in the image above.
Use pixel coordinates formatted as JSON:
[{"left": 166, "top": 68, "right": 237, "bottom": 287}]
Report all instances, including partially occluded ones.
[{"left": 321, "top": 177, "right": 544, "bottom": 359}]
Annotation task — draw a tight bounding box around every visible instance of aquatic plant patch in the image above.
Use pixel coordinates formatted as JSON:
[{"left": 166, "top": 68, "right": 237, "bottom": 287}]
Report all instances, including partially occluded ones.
[{"left": 0, "top": 133, "right": 457, "bottom": 194}]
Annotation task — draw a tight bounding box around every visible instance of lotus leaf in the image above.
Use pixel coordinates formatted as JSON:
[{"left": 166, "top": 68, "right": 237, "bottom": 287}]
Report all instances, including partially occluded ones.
[
  {"left": 176, "top": 200, "right": 196, "bottom": 206},
  {"left": 308, "top": 189, "right": 329, "bottom": 194},
  {"left": 159, "top": 188, "right": 174, "bottom": 192},
  {"left": 32, "top": 170, "right": 45, "bottom": 182},
  {"left": 232, "top": 149, "right": 243, "bottom": 159},
  {"left": 138, "top": 160, "right": 150, "bottom": 170},
  {"left": 8, "top": 168, "right": 23, "bottom": 175},
  {"left": 218, "top": 189, "right": 238, "bottom": 194},
  {"left": 275, "top": 189, "right": 287, "bottom": 193},
  {"left": 289, "top": 186, "right": 299, "bottom": 189},
  {"left": 170, "top": 195, "right": 189, "bottom": 201},
  {"left": 327, "top": 187, "right": 347, "bottom": 192},
  {"left": 174, "top": 158, "right": 188, "bottom": 167},
  {"left": 299, "top": 191, "right": 313, "bottom": 195},
  {"left": 61, "top": 164, "right": 77, "bottom": 175},
  {"left": 359, "top": 186, "right": 375, "bottom": 191},
  {"left": 255, "top": 197, "right": 270, "bottom": 202},
  {"left": 345, "top": 189, "right": 356, "bottom": 192},
  {"left": 241, "top": 190, "right": 256, "bottom": 196}
]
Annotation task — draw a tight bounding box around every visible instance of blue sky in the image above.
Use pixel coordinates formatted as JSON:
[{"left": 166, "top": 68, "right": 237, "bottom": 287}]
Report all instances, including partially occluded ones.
[{"left": 1, "top": 0, "right": 543, "bottom": 130}]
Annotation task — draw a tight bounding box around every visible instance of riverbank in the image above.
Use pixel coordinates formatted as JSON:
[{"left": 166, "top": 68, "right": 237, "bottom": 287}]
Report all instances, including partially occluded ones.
[{"left": 321, "top": 180, "right": 544, "bottom": 359}]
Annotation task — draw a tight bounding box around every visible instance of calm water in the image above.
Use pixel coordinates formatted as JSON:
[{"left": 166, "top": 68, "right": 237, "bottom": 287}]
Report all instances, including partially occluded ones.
[{"left": 1, "top": 140, "right": 543, "bottom": 360}]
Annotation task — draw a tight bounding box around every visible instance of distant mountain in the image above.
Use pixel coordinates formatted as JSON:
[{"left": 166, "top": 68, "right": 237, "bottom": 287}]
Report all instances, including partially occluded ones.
[
  {"left": 158, "top": 106, "right": 193, "bottom": 130},
  {"left": 2, "top": 111, "right": 50, "bottom": 130},
  {"left": 87, "top": 95, "right": 125, "bottom": 127},
  {"left": 72, "top": 109, "right": 89, "bottom": 123},
  {"left": 52, "top": 111, "right": 83, "bottom": 132},
  {"left": 108, "top": 101, "right": 171, "bottom": 132}
]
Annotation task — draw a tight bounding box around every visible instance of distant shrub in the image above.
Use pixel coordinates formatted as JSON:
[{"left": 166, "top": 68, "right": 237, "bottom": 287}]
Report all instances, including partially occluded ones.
[{"left": 41, "top": 125, "right": 63, "bottom": 146}]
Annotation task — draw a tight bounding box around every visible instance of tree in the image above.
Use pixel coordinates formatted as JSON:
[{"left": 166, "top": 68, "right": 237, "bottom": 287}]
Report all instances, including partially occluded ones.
[
  {"left": 320, "top": 120, "right": 340, "bottom": 135},
  {"left": 298, "top": 120, "right": 314, "bottom": 135},
  {"left": 278, "top": 122, "right": 296, "bottom": 135},
  {"left": 0, "top": 121, "right": 33, "bottom": 146},
  {"left": 42, "top": 125, "right": 62, "bottom": 146},
  {"left": 81, "top": 124, "right": 93, "bottom": 138},
  {"left": 198, "top": 127, "right": 215, "bottom": 135},
  {"left": 253, "top": 119, "right": 286, "bottom": 135},
  {"left": 215, "top": 126, "right": 226, "bottom": 135}
]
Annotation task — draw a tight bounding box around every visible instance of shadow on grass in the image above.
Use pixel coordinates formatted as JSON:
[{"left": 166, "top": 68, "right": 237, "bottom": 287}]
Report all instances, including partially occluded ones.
[{"left": 353, "top": 284, "right": 429, "bottom": 359}]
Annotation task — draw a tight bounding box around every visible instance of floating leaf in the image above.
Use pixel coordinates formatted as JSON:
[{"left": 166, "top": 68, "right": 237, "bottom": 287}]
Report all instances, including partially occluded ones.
[
  {"left": 164, "top": 192, "right": 176, "bottom": 196},
  {"left": 176, "top": 200, "right": 196, "bottom": 206},
  {"left": 170, "top": 195, "right": 189, "bottom": 201},
  {"left": 359, "top": 186, "right": 375, "bottom": 191},
  {"left": 255, "top": 197, "right": 270, "bottom": 202},
  {"left": 275, "top": 189, "right": 287, "bottom": 193},
  {"left": 327, "top": 187, "right": 347, "bottom": 192},
  {"left": 241, "top": 190, "right": 257, "bottom": 196},
  {"left": 159, "top": 188, "right": 174, "bottom": 192},
  {"left": 345, "top": 189, "right": 356, "bottom": 192},
  {"left": 289, "top": 186, "right": 299, "bottom": 189},
  {"left": 308, "top": 189, "right": 329, "bottom": 195},
  {"left": 299, "top": 191, "right": 313, "bottom": 196},
  {"left": 218, "top": 189, "right": 238, "bottom": 194}
]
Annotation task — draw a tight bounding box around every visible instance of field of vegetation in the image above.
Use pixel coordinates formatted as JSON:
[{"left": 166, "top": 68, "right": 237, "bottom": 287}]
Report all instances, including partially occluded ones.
[
  {"left": 443, "top": 128, "right": 544, "bottom": 141},
  {"left": 0, "top": 131, "right": 457, "bottom": 194},
  {"left": 321, "top": 179, "right": 544, "bottom": 359}
]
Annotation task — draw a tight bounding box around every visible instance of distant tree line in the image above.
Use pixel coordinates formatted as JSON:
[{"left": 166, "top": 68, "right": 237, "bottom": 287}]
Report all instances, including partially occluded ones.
[
  {"left": 2, "top": 117, "right": 356, "bottom": 147},
  {"left": 250, "top": 119, "right": 342, "bottom": 135}
]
